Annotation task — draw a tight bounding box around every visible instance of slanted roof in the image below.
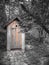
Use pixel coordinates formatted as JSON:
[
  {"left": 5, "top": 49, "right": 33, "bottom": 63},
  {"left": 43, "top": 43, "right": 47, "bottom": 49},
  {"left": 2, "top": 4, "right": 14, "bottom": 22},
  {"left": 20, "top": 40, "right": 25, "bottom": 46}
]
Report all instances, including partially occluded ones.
[{"left": 4, "top": 17, "right": 22, "bottom": 28}]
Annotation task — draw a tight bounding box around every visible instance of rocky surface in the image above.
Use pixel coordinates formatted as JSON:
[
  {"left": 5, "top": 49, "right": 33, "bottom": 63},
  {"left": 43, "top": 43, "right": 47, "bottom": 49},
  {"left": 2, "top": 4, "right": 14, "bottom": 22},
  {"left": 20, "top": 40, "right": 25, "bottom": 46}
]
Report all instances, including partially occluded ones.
[
  {"left": 0, "top": 46, "right": 49, "bottom": 65},
  {"left": 0, "top": 0, "right": 49, "bottom": 65},
  {"left": 0, "top": 50, "right": 28, "bottom": 65}
]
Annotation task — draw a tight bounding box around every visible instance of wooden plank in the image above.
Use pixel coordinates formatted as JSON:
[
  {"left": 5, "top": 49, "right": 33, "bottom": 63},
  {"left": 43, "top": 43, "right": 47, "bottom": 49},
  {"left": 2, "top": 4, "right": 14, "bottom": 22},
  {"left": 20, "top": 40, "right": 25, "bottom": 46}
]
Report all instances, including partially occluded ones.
[
  {"left": 16, "top": 28, "right": 19, "bottom": 48},
  {"left": 20, "top": 33, "right": 22, "bottom": 48},
  {"left": 7, "top": 26, "right": 11, "bottom": 50},
  {"left": 11, "top": 28, "right": 16, "bottom": 49},
  {"left": 22, "top": 33, "right": 25, "bottom": 51},
  {"left": 18, "top": 32, "right": 22, "bottom": 48}
]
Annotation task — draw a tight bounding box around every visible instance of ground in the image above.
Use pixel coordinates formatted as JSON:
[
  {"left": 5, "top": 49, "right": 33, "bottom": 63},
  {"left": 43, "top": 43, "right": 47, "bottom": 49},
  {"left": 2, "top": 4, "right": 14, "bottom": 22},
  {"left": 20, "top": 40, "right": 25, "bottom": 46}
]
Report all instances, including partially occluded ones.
[
  {"left": 0, "top": 48, "right": 49, "bottom": 65},
  {"left": 0, "top": 50, "right": 28, "bottom": 65}
]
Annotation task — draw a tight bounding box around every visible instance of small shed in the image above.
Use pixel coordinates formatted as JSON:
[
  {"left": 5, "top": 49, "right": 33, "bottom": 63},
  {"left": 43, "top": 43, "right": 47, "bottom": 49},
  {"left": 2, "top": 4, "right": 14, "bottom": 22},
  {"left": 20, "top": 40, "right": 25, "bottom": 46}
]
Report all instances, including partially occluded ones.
[{"left": 4, "top": 17, "right": 25, "bottom": 51}]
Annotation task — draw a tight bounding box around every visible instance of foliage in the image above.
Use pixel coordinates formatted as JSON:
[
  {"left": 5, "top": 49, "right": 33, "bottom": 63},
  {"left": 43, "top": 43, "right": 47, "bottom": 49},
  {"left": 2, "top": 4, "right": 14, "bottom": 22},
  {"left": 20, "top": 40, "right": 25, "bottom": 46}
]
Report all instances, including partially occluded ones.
[{"left": 19, "top": 0, "right": 49, "bottom": 34}]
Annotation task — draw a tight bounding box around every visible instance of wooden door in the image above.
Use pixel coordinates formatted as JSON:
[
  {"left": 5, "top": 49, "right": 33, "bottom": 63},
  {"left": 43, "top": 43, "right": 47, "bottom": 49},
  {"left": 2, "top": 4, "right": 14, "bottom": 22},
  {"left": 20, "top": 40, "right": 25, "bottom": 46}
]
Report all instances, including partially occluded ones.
[{"left": 11, "top": 28, "right": 22, "bottom": 49}]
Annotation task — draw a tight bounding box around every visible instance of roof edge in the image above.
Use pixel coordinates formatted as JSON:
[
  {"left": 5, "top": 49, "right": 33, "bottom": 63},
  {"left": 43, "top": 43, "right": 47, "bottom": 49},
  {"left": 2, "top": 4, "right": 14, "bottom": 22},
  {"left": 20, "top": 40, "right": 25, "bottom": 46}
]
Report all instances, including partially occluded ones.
[{"left": 4, "top": 17, "right": 21, "bottom": 29}]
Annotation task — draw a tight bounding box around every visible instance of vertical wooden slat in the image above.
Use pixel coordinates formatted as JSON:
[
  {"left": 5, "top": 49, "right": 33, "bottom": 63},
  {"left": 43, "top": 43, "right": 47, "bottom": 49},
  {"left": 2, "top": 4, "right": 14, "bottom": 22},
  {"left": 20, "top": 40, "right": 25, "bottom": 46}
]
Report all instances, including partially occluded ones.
[
  {"left": 18, "top": 32, "right": 20, "bottom": 48},
  {"left": 11, "top": 28, "right": 17, "bottom": 49},
  {"left": 20, "top": 33, "right": 22, "bottom": 48},
  {"left": 18, "top": 32, "right": 22, "bottom": 48},
  {"left": 22, "top": 33, "right": 25, "bottom": 51},
  {"left": 16, "top": 28, "right": 19, "bottom": 48},
  {"left": 7, "top": 26, "right": 11, "bottom": 50}
]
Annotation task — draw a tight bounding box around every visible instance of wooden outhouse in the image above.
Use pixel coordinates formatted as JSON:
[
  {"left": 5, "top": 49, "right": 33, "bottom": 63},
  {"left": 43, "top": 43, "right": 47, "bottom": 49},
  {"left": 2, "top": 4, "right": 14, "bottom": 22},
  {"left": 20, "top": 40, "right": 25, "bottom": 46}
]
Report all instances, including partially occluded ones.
[{"left": 4, "top": 18, "right": 25, "bottom": 51}]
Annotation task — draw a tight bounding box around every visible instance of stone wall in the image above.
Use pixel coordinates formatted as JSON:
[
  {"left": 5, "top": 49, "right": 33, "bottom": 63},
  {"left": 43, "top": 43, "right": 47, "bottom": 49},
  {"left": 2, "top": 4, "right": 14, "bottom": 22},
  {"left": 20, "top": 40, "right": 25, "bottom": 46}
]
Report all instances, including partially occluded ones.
[{"left": 0, "top": 32, "right": 6, "bottom": 51}]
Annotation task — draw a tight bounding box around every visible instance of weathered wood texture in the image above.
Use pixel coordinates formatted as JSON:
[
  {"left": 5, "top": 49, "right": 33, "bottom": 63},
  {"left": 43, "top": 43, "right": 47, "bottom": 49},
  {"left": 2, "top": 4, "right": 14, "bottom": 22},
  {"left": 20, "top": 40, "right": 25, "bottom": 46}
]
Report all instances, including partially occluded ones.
[
  {"left": 7, "top": 26, "right": 11, "bottom": 50},
  {"left": 7, "top": 20, "right": 25, "bottom": 50},
  {"left": 22, "top": 32, "right": 25, "bottom": 51}
]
